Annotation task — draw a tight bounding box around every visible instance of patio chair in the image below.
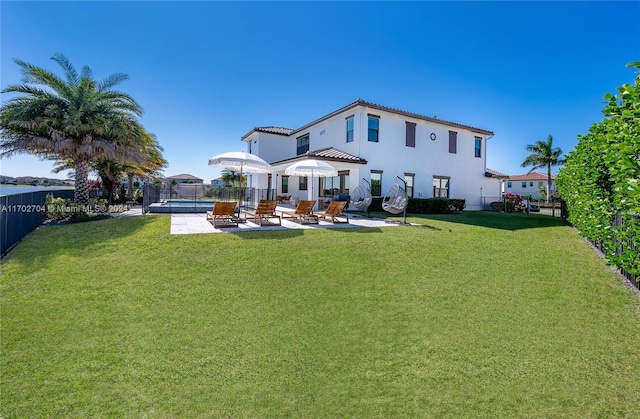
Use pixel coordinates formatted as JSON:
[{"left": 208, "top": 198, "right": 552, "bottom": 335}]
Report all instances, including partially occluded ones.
[
  {"left": 206, "top": 202, "right": 239, "bottom": 228},
  {"left": 244, "top": 200, "right": 281, "bottom": 226},
  {"left": 316, "top": 200, "right": 349, "bottom": 224},
  {"left": 281, "top": 200, "right": 318, "bottom": 224},
  {"left": 275, "top": 194, "right": 291, "bottom": 203}
]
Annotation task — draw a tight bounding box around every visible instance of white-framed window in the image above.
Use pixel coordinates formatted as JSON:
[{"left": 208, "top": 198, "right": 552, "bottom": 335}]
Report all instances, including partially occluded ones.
[{"left": 346, "top": 117, "right": 354, "bottom": 143}]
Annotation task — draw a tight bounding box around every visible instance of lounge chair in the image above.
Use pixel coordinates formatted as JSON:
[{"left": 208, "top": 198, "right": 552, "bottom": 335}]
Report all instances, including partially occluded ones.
[
  {"left": 281, "top": 200, "right": 318, "bottom": 224},
  {"left": 244, "top": 200, "right": 281, "bottom": 226},
  {"left": 206, "top": 202, "right": 239, "bottom": 228},
  {"left": 275, "top": 194, "right": 291, "bottom": 203},
  {"left": 316, "top": 200, "right": 349, "bottom": 224}
]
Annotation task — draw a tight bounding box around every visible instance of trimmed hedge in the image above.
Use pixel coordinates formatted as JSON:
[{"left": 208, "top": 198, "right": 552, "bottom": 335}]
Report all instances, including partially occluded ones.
[{"left": 369, "top": 197, "right": 465, "bottom": 214}]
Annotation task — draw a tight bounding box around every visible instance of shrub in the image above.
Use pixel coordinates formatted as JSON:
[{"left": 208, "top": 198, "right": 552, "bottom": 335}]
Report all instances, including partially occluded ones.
[
  {"left": 368, "top": 197, "right": 465, "bottom": 214},
  {"left": 449, "top": 199, "right": 466, "bottom": 212},
  {"left": 45, "top": 194, "right": 90, "bottom": 221},
  {"left": 556, "top": 61, "right": 640, "bottom": 276},
  {"left": 489, "top": 201, "right": 504, "bottom": 212}
]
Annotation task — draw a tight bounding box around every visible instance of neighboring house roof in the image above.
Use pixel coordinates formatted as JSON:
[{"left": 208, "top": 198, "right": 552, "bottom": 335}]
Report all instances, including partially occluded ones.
[
  {"left": 484, "top": 168, "right": 509, "bottom": 179},
  {"left": 241, "top": 126, "right": 295, "bottom": 140},
  {"left": 509, "top": 172, "right": 556, "bottom": 181},
  {"left": 167, "top": 174, "right": 203, "bottom": 181},
  {"left": 271, "top": 148, "right": 368, "bottom": 166},
  {"left": 242, "top": 99, "right": 494, "bottom": 140}
]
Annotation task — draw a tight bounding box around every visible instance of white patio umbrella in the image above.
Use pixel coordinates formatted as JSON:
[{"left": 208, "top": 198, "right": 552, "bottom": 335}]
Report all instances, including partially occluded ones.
[
  {"left": 208, "top": 151, "right": 273, "bottom": 210},
  {"left": 284, "top": 158, "right": 338, "bottom": 209}
]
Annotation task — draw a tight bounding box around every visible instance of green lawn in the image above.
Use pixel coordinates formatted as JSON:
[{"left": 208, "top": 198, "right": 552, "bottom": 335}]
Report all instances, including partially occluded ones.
[{"left": 1, "top": 212, "right": 638, "bottom": 417}]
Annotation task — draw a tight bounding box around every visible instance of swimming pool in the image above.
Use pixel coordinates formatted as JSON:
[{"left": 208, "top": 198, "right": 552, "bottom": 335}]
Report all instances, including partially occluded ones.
[{"left": 148, "top": 200, "right": 217, "bottom": 213}]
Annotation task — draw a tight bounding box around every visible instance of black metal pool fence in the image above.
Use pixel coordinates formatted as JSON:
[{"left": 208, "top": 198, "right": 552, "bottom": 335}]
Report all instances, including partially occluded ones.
[
  {"left": 592, "top": 213, "right": 639, "bottom": 291},
  {"left": 1, "top": 189, "right": 75, "bottom": 258},
  {"left": 143, "top": 183, "right": 277, "bottom": 213}
]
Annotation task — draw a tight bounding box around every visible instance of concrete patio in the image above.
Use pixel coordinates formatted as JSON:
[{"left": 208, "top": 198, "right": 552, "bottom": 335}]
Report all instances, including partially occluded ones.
[{"left": 169, "top": 206, "right": 408, "bottom": 235}]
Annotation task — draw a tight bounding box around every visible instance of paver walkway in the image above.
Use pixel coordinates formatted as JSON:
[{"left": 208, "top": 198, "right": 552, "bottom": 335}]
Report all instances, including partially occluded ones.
[
  {"left": 170, "top": 211, "right": 407, "bottom": 235},
  {"left": 114, "top": 205, "right": 411, "bottom": 234}
]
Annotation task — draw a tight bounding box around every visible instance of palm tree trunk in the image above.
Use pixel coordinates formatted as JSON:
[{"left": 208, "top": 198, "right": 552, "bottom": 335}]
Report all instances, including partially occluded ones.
[
  {"left": 127, "top": 173, "right": 134, "bottom": 200},
  {"left": 547, "top": 163, "right": 552, "bottom": 203},
  {"left": 75, "top": 159, "right": 90, "bottom": 205}
]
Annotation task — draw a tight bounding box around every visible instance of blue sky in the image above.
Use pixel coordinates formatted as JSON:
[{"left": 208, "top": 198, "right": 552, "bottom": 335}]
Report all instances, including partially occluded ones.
[{"left": 1, "top": 1, "right": 639, "bottom": 182}]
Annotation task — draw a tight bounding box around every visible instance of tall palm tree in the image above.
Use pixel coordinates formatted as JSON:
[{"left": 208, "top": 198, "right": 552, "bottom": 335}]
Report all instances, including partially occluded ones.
[
  {"left": 521, "top": 135, "right": 564, "bottom": 202},
  {"left": 0, "top": 54, "right": 149, "bottom": 205}
]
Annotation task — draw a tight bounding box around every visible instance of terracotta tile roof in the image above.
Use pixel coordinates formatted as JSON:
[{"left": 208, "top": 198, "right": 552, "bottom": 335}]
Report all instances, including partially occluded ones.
[
  {"left": 291, "top": 99, "right": 494, "bottom": 136},
  {"left": 508, "top": 172, "right": 556, "bottom": 181},
  {"left": 270, "top": 148, "right": 368, "bottom": 166},
  {"left": 485, "top": 168, "right": 509, "bottom": 178},
  {"left": 241, "top": 99, "right": 494, "bottom": 141},
  {"left": 241, "top": 126, "right": 294, "bottom": 139}
]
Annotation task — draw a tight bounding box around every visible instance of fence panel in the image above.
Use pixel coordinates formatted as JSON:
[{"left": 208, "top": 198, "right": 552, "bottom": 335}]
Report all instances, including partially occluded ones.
[
  {"left": 143, "top": 183, "right": 161, "bottom": 213},
  {"left": 1, "top": 189, "right": 74, "bottom": 258}
]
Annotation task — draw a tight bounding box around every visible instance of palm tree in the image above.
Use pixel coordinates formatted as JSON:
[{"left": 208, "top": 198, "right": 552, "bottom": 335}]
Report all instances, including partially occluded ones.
[
  {"left": 0, "top": 54, "right": 149, "bottom": 205},
  {"left": 124, "top": 130, "right": 167, "bottom": 200},
  {"left": 220, "top": 169, "right": 245, "bottom": 187},
  {"left": 521, "top": 135, "right": 564, "bottom": 202}
]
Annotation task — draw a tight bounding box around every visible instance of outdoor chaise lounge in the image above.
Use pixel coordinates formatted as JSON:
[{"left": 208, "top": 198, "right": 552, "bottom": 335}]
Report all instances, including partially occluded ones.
[
  {"left": 244, "top": 200, "right": 281, "bottom": 226},
  {"left": 275, "top": 194, "right": 291, "bottom": 203},
  {"left": 316, "top": 200, "right": 349, "bottom": 224},
  {"left": 281, "top": 200, "right": 318, "bottom": 224},
  {"left": 206, "top": 202, "right": 239, "bottom": 228}
]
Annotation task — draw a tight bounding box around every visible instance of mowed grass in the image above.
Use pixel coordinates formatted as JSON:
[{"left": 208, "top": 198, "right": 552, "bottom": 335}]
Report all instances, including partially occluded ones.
[{"left": 1, "top": 212, "right": 638, "bottom": 417}]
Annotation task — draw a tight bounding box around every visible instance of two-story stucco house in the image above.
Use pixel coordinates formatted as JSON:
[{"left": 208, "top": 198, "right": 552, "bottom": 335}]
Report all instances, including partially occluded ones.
[
  {"left": 505, "top": 172, "right": 557, "bottom": 200},
  {"left": 241, "top": 99, "right": 498, "bottom": 210}
]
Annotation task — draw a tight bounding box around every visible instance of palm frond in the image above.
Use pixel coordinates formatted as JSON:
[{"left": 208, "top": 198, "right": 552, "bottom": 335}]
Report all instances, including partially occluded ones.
[
  {"left": 51, "top": 53, "right": 79, "bottom": 85},
  {"left": 80, "top": 65, "right": 93, "bottom": 80},
  {"left": 98, "top": 73, "right": 129, "bottom": 92}
]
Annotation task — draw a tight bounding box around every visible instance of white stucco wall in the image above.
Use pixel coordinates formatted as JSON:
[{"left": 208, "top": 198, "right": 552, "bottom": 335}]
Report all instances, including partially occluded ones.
[
  {"left": 246, "top": 104, "right": 493, "bottom": 210},
  {"left": 505, "top": 179, "right": 556, "bottom": 200}
]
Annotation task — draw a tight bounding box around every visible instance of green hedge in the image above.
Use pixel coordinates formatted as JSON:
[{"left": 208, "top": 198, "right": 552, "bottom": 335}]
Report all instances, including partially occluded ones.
[
  {"left": 369, "top": 197, "right": 465, "bottom": 214},
  {"left": 556, "top": 62, "right": 639, "bottom": 276}
]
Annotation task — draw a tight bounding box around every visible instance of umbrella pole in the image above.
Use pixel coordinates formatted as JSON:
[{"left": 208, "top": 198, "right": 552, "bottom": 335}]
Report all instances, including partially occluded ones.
[{"left": 238, "top": 163, "right": 243, "bottom": 215}]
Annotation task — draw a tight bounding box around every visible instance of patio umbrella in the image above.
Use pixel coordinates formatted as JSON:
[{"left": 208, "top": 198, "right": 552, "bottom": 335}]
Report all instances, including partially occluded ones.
[
  {"left": 284, "top": 158, "right": 338, "bottom": 209},
  {"left": 208, "top": 151, "right": 273, "bottom": 210}
]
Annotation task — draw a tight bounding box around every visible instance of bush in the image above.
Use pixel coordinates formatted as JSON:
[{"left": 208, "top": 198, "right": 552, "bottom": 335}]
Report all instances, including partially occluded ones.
[
  {"left": 449, "top": 199, "right": 466, "bottom": 212},
  {"left": 556, "top": 62, "right": 640, "bottom": 276},
  {"left": 45, "top": 194, "right": 90, "bottom": 221},
  {"left": 368, "top": 197, "right": 465, "bottom": 214},
  {"left": 489, "top": 201, "right": 504, "bottom": 212}
]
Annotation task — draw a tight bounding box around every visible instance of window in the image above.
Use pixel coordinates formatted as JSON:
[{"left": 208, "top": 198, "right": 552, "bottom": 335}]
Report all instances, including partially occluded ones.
[
  {"left": 538, "top": 181, "right": 543, "bottom": 187},
  {"left": 371, "top": 171, "right": 382, "bottom": 196},
  {"left": 474, "top": 137, "right": 482, "bottom": 158},
  {"left": 296, "top": 134, "right": 309, "bottom": 155},
  {"left": 529, "top": 182, "right": 534, "bottom": 187},
  {"left": 404, "top": 173, "right": 415, "bottom": 198},
  {"left": 299, "top": 176, "right": 308, "bottom": 191},
  {"left": 449, "top": 131, "right": 457, "bottom": 154},
  {"left": 368, "top": 115, "right": 379, "bottom": 142},
  {"left": 346, "top": 117, "right": 354, "bottom": 143},
  {"left": 507, "top": 181, "right": 512, "bottom": 188},
  {"left": 522, "top": 181, "right": 527, "bottom": 188},
  {"left": 433, "top": 176, "right": 450, "bottom": 198},
  {"left": 319, "top": 171, "right": 350, "bottom": 197},
  {"left": 405, "top": 122, "right": 416, "bottom": 148},
  {"left": 282, "top": 176, "right": 289, "bottom": 193}
]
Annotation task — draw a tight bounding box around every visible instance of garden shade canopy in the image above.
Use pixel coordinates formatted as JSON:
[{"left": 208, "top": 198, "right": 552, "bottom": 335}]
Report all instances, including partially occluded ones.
[
  {"left": 208, "top": 151, "right": 273, "bottom": 210},
  {"left": 284, "top": 158, "right": 338, "bottom": 209}
]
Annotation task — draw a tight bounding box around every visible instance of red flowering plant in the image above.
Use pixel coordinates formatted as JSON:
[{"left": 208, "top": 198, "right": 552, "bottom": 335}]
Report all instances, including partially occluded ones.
[{"left": 503, "top": 193, "right": 526, "bottom": 213}]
